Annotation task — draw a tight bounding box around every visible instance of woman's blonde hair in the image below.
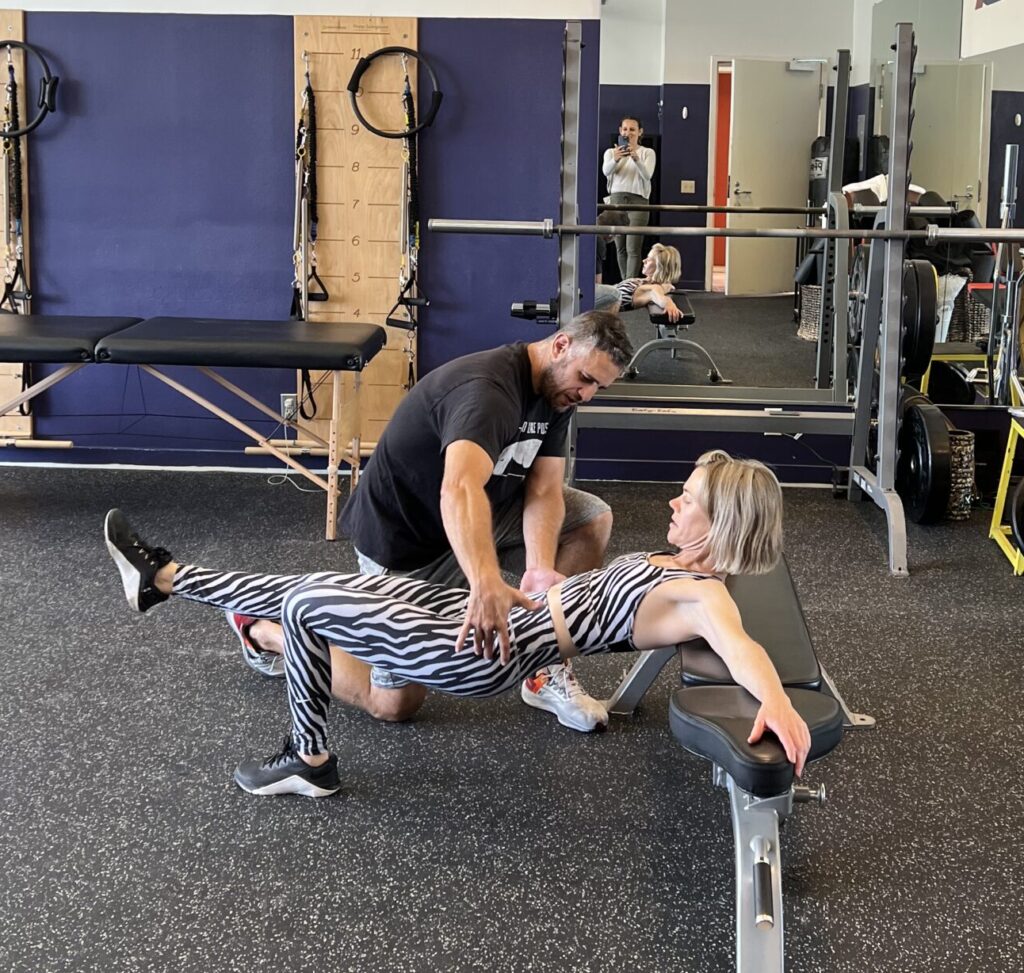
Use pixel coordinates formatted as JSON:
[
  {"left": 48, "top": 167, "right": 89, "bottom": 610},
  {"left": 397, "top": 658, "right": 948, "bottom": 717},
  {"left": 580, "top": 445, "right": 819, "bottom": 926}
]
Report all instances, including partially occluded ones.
[
  {"left": 692, "top": 450, "right": 783, "bottom": 575},
  {"left": 645, "top": 243, "right": 682, "bottom": 286}
]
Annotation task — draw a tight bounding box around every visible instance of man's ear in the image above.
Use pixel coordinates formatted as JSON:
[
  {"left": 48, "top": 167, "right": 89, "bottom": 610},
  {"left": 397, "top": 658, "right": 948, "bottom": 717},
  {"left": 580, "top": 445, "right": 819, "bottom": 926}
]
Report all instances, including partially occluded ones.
[{"left": 551, "top": 332, "right": 572, "bottom": 358}]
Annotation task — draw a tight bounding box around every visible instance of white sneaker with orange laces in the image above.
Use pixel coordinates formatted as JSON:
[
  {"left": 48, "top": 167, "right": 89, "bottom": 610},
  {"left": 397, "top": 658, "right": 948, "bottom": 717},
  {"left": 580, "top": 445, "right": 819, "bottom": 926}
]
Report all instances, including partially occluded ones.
[{"left": 520, "top": 662, "right": 609, "bottom": 732}]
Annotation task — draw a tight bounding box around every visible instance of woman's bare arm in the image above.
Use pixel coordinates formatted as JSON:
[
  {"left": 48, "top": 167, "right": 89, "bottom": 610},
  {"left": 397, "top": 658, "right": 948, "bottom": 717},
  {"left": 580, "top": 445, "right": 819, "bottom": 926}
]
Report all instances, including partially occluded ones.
[{"left": 685, "top": 581, "right": 811, "bottom": 774}]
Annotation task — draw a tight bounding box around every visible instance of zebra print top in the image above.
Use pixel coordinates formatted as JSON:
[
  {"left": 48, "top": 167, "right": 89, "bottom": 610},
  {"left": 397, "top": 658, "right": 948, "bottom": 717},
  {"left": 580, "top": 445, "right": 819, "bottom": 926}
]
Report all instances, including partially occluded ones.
[
  {"left": 614, "top": 277, "right": 644, "bottom": 310},
  {"left": 527, "top": 551, "right": 719, "bottom": 654}
]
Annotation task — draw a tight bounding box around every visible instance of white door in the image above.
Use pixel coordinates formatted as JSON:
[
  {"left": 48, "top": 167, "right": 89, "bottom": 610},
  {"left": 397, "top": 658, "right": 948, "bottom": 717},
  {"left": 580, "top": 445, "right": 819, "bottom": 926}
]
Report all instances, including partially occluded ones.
[
  {"left": 726, "top": 59, "right": 821, "bottom": 295},
  {"left": 881, "top": 62, "right": 991, "bottom": 219}
]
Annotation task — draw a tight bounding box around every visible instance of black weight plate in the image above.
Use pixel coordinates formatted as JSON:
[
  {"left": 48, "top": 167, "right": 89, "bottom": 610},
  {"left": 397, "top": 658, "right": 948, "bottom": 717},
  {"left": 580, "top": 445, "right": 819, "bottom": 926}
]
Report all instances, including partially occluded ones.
[
  {"left": 902, "top": 260, "right": 938, "bottom": 381},
  {"left": 848, "top": 245, "right": 870, "bottom": 346},
  {"left": 927, "top": 360, "right": 976, "bottom": 405},
  {"left": 1011, "top": 478, "right": 1024, "bottom": 553},
  {"left": 896, "top": 402, "right": 952, "bottom": 524}
]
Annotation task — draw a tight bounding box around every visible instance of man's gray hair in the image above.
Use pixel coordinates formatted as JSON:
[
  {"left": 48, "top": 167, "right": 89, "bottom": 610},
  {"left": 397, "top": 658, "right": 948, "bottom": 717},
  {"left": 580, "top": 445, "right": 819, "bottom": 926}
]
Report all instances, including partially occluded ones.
[{"left": 557, "top": 310, "right": 633, "bottom": 370}]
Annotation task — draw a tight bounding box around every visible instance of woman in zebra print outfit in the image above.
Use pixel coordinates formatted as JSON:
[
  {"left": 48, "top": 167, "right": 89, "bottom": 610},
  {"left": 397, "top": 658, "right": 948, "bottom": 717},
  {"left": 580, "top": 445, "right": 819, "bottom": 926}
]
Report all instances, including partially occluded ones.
[
  {"left": 614, "top": 243, "right": 685, "bottom": 322},
  {"left": 105, "top": 450, "right": 811, "bottom": 798}
]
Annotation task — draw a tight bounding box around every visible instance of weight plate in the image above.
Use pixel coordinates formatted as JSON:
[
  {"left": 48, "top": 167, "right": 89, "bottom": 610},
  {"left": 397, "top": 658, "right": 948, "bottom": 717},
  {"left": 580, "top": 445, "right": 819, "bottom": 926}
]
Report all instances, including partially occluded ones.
[
  {"left": 848, "top": 244, "right": 870, "bottom": 346},
  {"left": 896, "top": 402, "right": 952, "bottom": 524},
  {"left": 1011, "top": 478, "right": 1024, "bottom": 554},
  {"left": 902, "top": 260, "right": 938, "bottom": 381},
  {"left": 926, "top": 360, "right": 975, "bottom": 405}
]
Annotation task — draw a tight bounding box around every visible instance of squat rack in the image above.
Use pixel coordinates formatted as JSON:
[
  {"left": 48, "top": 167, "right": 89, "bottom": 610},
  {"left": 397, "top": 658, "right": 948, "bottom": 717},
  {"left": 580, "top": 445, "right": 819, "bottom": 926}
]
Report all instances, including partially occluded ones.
[{"left": 430, "top": 23, "right": 1024, "bottom": 577}]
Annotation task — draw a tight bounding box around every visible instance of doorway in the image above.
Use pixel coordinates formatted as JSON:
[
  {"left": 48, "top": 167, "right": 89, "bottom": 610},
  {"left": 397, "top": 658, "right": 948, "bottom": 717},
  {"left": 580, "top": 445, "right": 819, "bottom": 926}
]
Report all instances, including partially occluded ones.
[{"left": 712, "top": 63, "right": 731, "bottom": 293}]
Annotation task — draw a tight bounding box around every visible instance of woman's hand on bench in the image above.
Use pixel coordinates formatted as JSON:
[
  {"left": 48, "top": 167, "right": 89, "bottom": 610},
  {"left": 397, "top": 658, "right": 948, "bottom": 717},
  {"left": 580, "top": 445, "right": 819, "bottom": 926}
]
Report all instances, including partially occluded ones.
[{"left": 748, "top": 694, "right": 811, "bottom": 777}]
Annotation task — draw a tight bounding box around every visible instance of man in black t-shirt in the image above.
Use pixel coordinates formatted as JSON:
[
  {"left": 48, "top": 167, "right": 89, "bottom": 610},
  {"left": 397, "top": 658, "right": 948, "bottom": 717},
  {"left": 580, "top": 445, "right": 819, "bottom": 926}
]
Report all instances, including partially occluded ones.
[{"left": 229, "top": 311, "right": 632, "bottom": 732}]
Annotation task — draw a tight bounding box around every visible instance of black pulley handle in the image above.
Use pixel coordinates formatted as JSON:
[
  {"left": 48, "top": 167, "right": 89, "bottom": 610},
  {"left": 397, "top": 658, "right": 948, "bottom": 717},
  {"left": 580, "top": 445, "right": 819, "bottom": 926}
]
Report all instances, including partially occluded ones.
[
  {"left": 2, "top": 40, "right": 58, "bottom": 137},
  {"left": 346, "top": 46, "right": 442, "bottom": 139}
]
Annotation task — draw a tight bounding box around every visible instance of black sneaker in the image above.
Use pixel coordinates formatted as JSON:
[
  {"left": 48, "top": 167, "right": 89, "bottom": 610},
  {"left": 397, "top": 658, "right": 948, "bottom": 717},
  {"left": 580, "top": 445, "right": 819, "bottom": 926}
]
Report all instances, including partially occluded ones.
[
  {"left": 104, "top": 508, "right": 174, "bottom": 613},
  {"left": 234, "top": 737, "right": 341, "bottom": 798}
]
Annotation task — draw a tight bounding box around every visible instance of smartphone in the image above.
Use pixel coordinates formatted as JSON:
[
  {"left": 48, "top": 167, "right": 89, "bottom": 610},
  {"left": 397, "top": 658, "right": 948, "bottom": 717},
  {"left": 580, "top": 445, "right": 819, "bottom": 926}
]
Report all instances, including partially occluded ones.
[{"left": 617, "top": 135, "right": 630, "bottom": 149}]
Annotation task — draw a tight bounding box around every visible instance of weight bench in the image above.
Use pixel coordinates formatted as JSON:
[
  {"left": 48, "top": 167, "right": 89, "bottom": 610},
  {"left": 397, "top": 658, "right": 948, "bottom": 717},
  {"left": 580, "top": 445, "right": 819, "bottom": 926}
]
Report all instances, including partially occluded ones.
[
  {"left": 0, "top": 314, "right": 386, "bottom": 539},
  {"left": 624, "top": 292, "right": 731, "bottom": 384},
  {"left": 602, "top": 557, "right": 873, "bottom": 973}
]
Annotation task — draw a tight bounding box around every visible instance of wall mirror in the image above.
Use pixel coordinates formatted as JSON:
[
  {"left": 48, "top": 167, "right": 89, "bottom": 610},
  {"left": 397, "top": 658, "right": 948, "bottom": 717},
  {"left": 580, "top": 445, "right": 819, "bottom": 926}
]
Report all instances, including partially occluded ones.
[{"left": 589, "top": 0, "right": 1000, "bottom": 407}]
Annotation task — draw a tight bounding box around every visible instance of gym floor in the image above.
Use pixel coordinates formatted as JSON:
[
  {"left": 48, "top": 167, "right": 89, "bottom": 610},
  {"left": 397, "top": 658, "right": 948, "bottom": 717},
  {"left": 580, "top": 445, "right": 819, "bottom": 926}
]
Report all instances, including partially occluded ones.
[
  {"left": 1, "top": 467, "right": 1021, "bottom": 972},
  {"left": 617, "top": 294, "right": 817, "bottom": 389}
]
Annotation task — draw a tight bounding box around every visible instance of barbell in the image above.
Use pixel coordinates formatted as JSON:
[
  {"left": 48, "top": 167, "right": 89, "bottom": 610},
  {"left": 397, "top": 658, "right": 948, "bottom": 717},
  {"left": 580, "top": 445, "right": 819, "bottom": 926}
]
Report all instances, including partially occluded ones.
[{"left": 428, "top": 218, "right": 1024, "bottom": 244}]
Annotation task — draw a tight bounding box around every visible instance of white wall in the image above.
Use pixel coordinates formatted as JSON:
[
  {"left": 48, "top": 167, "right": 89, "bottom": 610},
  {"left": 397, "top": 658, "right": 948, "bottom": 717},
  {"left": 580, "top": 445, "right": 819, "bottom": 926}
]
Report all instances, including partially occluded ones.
[
  {"left": 12, "top": 0, "right": 601, "bottom": 16},
  {"left": 598, "top": 0, "right": 664, "bottom": 85},
  {"left": 869, "top": 0, "right": 961, "bottom": 67},
  {"left": 961, "top": 0, "right": 1024, "bottom": 57},
  {"left": 662, "top": 0, "right": 855, "bottom": 85}
]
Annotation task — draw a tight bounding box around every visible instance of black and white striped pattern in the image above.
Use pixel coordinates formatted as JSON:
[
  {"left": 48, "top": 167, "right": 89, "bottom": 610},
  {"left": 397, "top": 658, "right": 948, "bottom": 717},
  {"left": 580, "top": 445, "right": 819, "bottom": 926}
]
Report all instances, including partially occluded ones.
[
  {"left": 171, "top": 553, "right": 710, "bottom": 756},
  {"left": 614, "top": 277, "right": 643, "bottom": 311},
  {"left": 556, "top": 552, "right": 717, "bottom": 653}
]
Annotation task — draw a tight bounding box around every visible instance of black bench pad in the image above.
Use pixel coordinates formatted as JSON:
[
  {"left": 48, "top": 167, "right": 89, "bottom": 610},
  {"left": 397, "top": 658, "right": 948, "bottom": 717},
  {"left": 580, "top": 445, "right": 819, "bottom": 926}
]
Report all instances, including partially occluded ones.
[
  {"left": 678, "top": 558, "right": 821, "bottom": 690},
  {"left": 648, "top": 291, "right": 695, "bottom": 326},
  {"left": 0, "top": 314, "right": 142, "bottom": 363},
  {"left": 669, "top": 686, "right": 844, "bottom": 798},
  {"left": 95, "top": 317, "right": 387, "bottom": 370}
]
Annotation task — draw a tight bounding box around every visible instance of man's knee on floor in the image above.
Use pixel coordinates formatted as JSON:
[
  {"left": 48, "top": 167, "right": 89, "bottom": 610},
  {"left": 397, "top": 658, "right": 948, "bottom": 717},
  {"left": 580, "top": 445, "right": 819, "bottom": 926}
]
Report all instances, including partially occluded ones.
[{"left": 367, "top": 685, "right": 426, "bottom": 722}]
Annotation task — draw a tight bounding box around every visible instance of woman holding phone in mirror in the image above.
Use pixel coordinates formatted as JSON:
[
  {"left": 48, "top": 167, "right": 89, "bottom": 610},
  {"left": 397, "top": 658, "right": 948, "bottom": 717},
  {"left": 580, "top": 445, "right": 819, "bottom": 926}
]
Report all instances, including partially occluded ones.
[{"left": 602, "top": 115, "right": 656, "bottom": 279}]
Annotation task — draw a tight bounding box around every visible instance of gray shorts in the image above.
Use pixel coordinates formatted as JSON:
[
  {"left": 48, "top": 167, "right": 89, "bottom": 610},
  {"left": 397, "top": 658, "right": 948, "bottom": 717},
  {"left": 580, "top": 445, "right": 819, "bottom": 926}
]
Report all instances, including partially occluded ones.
[{"left": 357, "top": 484, "right": 610, "bottom": 689}]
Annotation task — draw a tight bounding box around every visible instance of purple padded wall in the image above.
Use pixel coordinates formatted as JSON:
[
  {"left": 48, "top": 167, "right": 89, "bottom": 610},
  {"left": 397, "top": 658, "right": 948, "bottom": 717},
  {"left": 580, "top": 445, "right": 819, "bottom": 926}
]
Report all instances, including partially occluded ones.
[{"left": 22, "top": 12, "right": 294, "bottom": 464}]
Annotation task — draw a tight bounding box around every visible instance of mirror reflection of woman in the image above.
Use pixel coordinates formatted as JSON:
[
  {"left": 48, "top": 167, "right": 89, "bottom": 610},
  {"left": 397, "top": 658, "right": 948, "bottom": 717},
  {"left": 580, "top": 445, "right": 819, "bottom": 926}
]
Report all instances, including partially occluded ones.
[{"left": 615, "top": 243, "right": 684, "bottom": 323}]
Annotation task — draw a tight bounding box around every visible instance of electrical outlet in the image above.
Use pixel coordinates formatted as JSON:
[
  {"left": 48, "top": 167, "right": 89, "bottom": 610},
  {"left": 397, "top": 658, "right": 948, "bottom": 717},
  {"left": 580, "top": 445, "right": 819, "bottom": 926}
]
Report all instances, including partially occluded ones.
[
  {"left": 679, "top": 179, "right": 696, "bottom": 194},
  {"left": 280, "top": 393, "right": 298, "bottom": 421}
]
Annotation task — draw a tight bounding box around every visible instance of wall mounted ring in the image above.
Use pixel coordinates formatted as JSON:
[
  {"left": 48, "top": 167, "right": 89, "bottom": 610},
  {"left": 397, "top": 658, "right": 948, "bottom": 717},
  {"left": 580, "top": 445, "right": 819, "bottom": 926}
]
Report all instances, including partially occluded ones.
[
  {"left": 346, "top": 46, "right": 442, "bottom": 139},
  {"left": 2, "top": 40, "right": 59, "bottom": 137}
]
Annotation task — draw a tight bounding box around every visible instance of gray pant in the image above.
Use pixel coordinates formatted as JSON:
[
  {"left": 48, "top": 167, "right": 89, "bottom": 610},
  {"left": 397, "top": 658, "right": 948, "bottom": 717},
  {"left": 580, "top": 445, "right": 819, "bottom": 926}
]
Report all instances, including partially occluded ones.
[
  {"left": 609, "top": 191, "right": 650, "bottom": 279},
  {"left": 356, "top": 485, "right": 611, "bottom": 687}
]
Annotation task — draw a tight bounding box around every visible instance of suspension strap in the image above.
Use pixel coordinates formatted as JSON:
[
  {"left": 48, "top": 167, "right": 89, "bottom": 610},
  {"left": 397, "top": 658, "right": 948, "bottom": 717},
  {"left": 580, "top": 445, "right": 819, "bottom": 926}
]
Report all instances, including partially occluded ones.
[{"left": 3, "top": 55, "right": 33, "bottom": 413}]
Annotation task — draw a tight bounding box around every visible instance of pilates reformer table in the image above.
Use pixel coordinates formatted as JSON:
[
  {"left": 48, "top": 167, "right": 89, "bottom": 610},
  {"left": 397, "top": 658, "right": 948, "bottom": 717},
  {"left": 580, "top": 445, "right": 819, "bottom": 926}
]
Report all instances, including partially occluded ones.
[
  {"left": 0, "top": 314, "right": 387, "bottom": 539},
  {"left": 602, "top": 557, "right": 873, "bottom": 973}
]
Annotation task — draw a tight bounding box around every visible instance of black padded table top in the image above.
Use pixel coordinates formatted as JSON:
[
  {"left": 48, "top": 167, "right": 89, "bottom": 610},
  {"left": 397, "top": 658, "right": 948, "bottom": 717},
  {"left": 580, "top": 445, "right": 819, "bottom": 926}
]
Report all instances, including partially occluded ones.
[
  {"left": 95, "top": 317, "right": 387, "bottom": 370},
  {"left": 648, "top": 291, "right": 695, "bottom": 325},
  {"left": 678, "top": 557, "right": 821, "bottom": 689},
  {"left": 0, "top": 314, "right": 142, "bottom": 363}
]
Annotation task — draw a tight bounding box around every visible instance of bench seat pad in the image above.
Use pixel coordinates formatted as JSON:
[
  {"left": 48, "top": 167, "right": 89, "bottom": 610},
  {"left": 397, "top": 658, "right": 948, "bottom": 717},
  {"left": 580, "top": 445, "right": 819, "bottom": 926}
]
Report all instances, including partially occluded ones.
[
  {"left": 648, "top": 291, "right": 696, "bottom": 326},
  {"left": 669, "top": 686, "right": 844, "bottom": 798},
  {"left": 95, "top": 317, "right": 387, "bottom": 370}
]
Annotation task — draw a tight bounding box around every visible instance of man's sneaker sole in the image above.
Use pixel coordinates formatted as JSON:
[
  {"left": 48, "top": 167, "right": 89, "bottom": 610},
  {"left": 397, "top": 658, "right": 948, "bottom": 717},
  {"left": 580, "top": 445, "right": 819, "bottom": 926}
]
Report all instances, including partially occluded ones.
[
  {"left": 233, "top": 769, "right": 341, "bottom": 798},
  {"left": 520, "top": 682, "right": 606, "bottom": 733},
  {"left": 105, "top": 509, "right": 144, "bottom": 612}
]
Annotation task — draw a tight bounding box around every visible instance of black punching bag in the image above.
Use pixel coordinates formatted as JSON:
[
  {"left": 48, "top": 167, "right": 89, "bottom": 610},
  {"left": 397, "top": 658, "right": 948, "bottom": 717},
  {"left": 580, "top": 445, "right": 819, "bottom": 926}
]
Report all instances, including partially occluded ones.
[
  {"left": 808, "top": 135, "right": 829, "bottom": 207},
  {"left": 867, "top": 135, "right": 889, "bottom": 178}
]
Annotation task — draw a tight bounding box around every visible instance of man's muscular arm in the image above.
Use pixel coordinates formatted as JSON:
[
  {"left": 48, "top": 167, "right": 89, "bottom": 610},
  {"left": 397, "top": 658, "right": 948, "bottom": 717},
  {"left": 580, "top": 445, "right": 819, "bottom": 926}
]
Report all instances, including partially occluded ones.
[{"left": 441, "top": 440, "right": 540, "bottom": 663}]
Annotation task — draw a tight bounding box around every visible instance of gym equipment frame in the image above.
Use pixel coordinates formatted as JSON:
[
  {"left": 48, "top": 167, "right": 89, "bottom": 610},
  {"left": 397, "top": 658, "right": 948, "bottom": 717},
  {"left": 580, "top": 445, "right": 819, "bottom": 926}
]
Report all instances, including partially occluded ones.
[{"left": 430, "top": 24, "right": 1024, "bottom": 577}]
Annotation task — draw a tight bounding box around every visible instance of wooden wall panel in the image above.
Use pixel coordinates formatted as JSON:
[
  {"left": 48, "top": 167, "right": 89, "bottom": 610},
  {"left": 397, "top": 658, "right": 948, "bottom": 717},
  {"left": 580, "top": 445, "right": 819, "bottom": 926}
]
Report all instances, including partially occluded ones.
[
  {"left": 293, "top": 16, "right": 417, "bottom": 452},
  {"left": 0, "top": 9, "right": 30, "bottom": 439}
]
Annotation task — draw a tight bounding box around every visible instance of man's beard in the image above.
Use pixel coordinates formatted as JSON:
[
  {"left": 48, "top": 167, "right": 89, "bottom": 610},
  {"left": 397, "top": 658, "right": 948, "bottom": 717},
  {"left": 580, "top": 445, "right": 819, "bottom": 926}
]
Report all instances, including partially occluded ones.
[{"left": 538, "top": 363, "right": 574, "bottom": 411}]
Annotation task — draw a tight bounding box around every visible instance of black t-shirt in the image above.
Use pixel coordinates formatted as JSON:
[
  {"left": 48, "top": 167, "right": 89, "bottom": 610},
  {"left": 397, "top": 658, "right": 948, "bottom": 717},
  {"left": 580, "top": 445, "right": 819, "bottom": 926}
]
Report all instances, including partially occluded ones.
[{"left": 340, "top": 342, "right": 571, "bottom": 569}]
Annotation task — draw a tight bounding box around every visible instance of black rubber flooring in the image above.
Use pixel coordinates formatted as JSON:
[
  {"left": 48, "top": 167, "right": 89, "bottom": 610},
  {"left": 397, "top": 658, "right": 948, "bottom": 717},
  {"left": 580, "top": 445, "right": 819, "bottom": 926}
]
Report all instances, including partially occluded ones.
[
  {"left": 619, "top": 293, "right": 817, "bottom": 389},
  {"left": 1, "top": 467, "right": 1022, "bottom": 972}
]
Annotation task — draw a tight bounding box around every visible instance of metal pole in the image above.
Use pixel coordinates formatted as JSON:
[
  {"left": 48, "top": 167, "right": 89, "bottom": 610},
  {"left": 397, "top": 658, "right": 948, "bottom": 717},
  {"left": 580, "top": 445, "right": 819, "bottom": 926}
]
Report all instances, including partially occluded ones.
[
  {"left": 560, "top": 21, "right": 582, "bottom": 481},
  {"left": 600, "top": 203, "right": 825, "bottom": 215},
  {"left": 816, "top": 50, "right": 850, "bottom": 398},
  {"left": 428, "top": 217, "right": 1024, "bottom": 243}
]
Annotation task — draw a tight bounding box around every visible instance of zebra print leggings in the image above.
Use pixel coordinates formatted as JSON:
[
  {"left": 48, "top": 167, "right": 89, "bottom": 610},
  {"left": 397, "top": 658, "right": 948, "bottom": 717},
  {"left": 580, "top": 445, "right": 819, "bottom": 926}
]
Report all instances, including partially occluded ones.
[{"left": 172, "top": 565, "right": 567, "bottom": 756}]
